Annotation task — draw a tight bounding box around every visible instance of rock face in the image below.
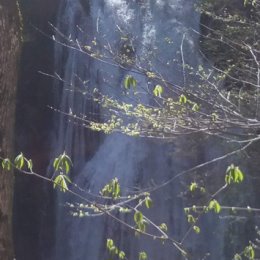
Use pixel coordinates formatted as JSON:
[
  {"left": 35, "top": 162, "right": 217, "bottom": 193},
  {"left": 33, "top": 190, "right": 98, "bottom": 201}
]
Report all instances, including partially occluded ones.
[
  {"left": 13, "top": 1, "right": 60, "bottom": 259},
  {"left": 0, "top": 0, "right": 21, "bottom": 259}
]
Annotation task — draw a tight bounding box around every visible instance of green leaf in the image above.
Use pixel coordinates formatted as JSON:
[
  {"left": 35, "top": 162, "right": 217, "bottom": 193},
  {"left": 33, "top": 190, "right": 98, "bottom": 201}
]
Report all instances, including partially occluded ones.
[
  {"left": 53, "top": 175, "right": 68, "bottom": 192},
  {"left": 119, "top": 251, "right": 126, "bottom": 259},
  {"left": 234, "top": 254, "right": 242, "bottom": 260},
  {"left": 145, "top": 196, "right": 153, "bottom": 209},
  {"left": 193, "top": 226, "right": 200, "bottom": 234},
  {"left": 113, "top": 178, "right": 121, "bottom": 198},
  {"left": 225, "top": 164, "right": 244, "bottom": 185},
  {"left": 184, "top": 208, "right": 190, "bottom": 214},
  {"left": 2, "top": 158, "right": 11, "bottom": 171},
  {"left": 211, "top": 113, "right": 218, "bottom": 121},
  {"left": 62, "top": 152, "right": 73, "bottom": 174},
  {"left": 53, "top": 157, "right": 59, "bottom": 171},
  {"left": 187, "top": 214, "right": 196, "bottom": 224},
  {"left": 138, "top": 221, "right": 147, "bottom": 232},
  {"left": 198, "top": 65, "right": 204, "bottom": 72},
  {"left": 189, "top": 182, "right": 198, "bottom": 192},
  {"left": 106, "top": 238, "right": 114, "bottom": 250},
  {"left": 134, "top": 211, "right": 143, "bottom": 224},
  {"left": 27, "top": 159, "right": 33, "bottom": 171},
  {"left": 179, "top": 94, "right": 187, "bottom": 104},
  {"left": 53, "top": 152, "right": 72, "bottom": 174},
  {"left": 208, "top": 199, "right": 221, "bottom": 214},
  {"left": 200, "top": 187, "right": 206, "bottom": 193},
  {"left": 244, "top": 245, "right": 255, "bottom": 260},
  {"left": 153, "top": 85, "right": 164, "bottom": 97},
  {"left": 234, "top": 167, "right": 244, "bottom": 183},
  {"left": 159, "top": 223, "right": 168, "bottom": 232},
  {"left": 139, "top": 251, "right": 148, "bottom": 260},
  {"left": 192, "top": 103, "right": 199, "bottom": 112},
  {"left": 14, "top": 153, "right": 25, "bottom": 169},
  {"left": 101, "top": 178, "right": 121, "bottom": 199},
  {"left": 225, "top": 174, "right": 232, "bottom": 185},
  {"left": 124, "top": 75, "right": 137, "bottom": 89},
  {"left": 63, "top": 175, "right": 72, "bottom": 184}
]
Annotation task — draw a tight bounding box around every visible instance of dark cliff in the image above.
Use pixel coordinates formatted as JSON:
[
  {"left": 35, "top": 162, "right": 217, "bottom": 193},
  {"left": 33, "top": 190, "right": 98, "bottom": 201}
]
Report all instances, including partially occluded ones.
[
  {"left": 14, "top": 1, "right": 59, "bottom": 259},
  {"left": 0, "top": 0, "right": 21, "bottom": 259}
]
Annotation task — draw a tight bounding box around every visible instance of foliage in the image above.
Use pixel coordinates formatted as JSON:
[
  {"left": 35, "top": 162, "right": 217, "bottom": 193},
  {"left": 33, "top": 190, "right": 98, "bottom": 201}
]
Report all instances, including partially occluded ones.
[{"left": 3, "top": 0, "right": 260, "bottom": 259}]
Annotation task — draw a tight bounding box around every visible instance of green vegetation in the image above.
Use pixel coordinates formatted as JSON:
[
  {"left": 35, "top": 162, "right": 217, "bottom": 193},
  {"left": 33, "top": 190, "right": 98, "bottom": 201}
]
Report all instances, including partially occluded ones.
[{"left": 1, "top": 0, "right": 260, "bottom": 259}]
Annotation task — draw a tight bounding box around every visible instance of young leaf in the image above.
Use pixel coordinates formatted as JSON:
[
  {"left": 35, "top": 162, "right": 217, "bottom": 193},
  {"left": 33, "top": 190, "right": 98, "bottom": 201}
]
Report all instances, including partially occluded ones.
[
  {"left": 101, "top": 178, "right": 121, "bottom": 199},
  {"left": 193, "top": 226, "right": 200, "bottom": 234},
  {"left": 225, "top": 174, "right": 232, "bottom": 185},
  {"left": 62, "top": 152, "right": 73, "bottom": 174},
  {"left": 134, "top": 211, "right": 143, "bottom": 224},
  {"left": 159, "top": 223, "right": 168, "bottom": 232},
  {"left": 53, "top": 152, "right": 72, "bottom": 174},
  {"left": 53, "top": 175, "right": 68, "bottom": 192},
  {"left": 113, "top": 178, "right": 121, "bottom": 198},
  {"left": 53, "top": 157, "right": 60, "bottom": 171},
  {"left": 2, "top": 158, "right": 11, "bottom": 171},
  {"left": 119, "top": 251, "right": 126, "bottom": 259},
  {"left": 192, "top": 103, "right": 199, "bottom": 112},
  {"left": 153, "top": 85, "right": 164, "bottom": 97},
  {"left": 138, "top": 221, "right": 147, "bottom": 232},
  {"left": 244, "top": 245, "right": 255, "bottom": 260},
  {"left": 234, "top": 254, "right": 242, "bottom": 260},
  {"left": 208, "top": 199, "right": 221, "bottom": 214},
  {"left": 189, "top": 182, "right": 198, "bottom": 192},
  {"left": 106, "top": 238, "right": 114, "bottom": 250},
  {"left": 63, "top": 175, "right": 72, "bottom": 184},
  {"left": 139, "top": 251, "right": 148, "bottom": 260},
  {"left": 27, "top": 159, "right": 33, "bottom": 171},
  {"left": 14, "top": 153, "right": 25, "bottom": 169},
  {"left": 211, "top": 113, "right": 218, "bottom": 122},
  {"left": 124, "top": 75, "right": 137, "bottom": 89},
  {"left": 234, "top": 167, "right": 244, "bottom": 183},
  {"left": 179, "top": 94, "right": 187, "bottom": 104},
  {"left": 187, "top": 214, "right": 196, "bottom": 224},
  {"left": 225, "top": 164, "right": 244, "bottom": 185},
  {"left": 145, "top": 196, "right": 153, "bottom": 209}
]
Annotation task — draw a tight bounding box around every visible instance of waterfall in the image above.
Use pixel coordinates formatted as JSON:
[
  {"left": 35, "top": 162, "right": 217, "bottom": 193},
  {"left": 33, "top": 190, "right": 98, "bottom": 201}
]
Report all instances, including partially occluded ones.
[{"left": 50, "top": 1, "right": 223, "bottom": 260}]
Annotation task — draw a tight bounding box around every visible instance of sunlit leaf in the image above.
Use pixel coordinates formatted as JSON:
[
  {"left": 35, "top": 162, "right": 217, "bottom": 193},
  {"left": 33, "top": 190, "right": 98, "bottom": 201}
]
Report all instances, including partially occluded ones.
[
  {"left": 14, "top": 153, "right": 25, "bottom": 169},
  {"left": 27, "top": 159, "right": 33, "bottom": 171},
  {"left": 153, "top": 85, "right": 164, "bottom": 97},
  {"left": 193, "top": 226, "right": 200, "bottom": 234},
  {"left": 124, "top": 75, "right": 137, "bottom": 89},
  {"left": 139, "top": 251, "right": 148, "bottom": 260},
  {"left": 234, "top": 167, "right": 244, "bottom": 183},
  {"left": 225, "top": 164, "right": 244, "bottom": 185},
  {"left": 192, "top": 103, "right": 199, "bottom": 112},
  {"left": 53, "top": 175, "right": 68, "bottom": 192},
  {"left": 119, "top": 251, "right": 126, "bottom": 259},
  {"left": 189, "top": 182, "right": 198, "bottom": 192},
  {"left": 244, "top": 245, "right": 255, "bottom": 260},
  {"left": 138, "top": 221, "right": 147, "bottom": 232},
  {"left": 211, "top": 113, "right": 218, "bottom": 121},
  {"left": 234, "top": 254, "right": 242, "bottom": 260},
  {"left": 53, "top": 152, "right": 72, "bottom": 174},
  {"left": 145, "top": 196, "right": 153, "bottom": 209},
  {"left": 106, "top": 238, "right": 114, "bottom": 250},
  {"left": 187, "top": 214, "right": 195, "bottom": 224},
  {"left": 159, "top": 223, "right": 168, "bottom": 232},
  {"left": 179, "top": 94, "right": 187, "bottom": 104},
  {"left": 134, "top": 211, "right": 143, "bottom": 224},
  {"left": 208, "top": 199, "right": 221, "bottom": 214},
  {"left": 2, "top": 158, "right": 11, "bottom": 171}
]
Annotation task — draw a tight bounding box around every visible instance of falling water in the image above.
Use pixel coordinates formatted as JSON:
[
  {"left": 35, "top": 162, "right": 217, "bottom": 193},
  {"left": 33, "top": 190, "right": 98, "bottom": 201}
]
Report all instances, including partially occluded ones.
[{"left": 50, "top": 1, "right": 225, "bottom": 259}]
